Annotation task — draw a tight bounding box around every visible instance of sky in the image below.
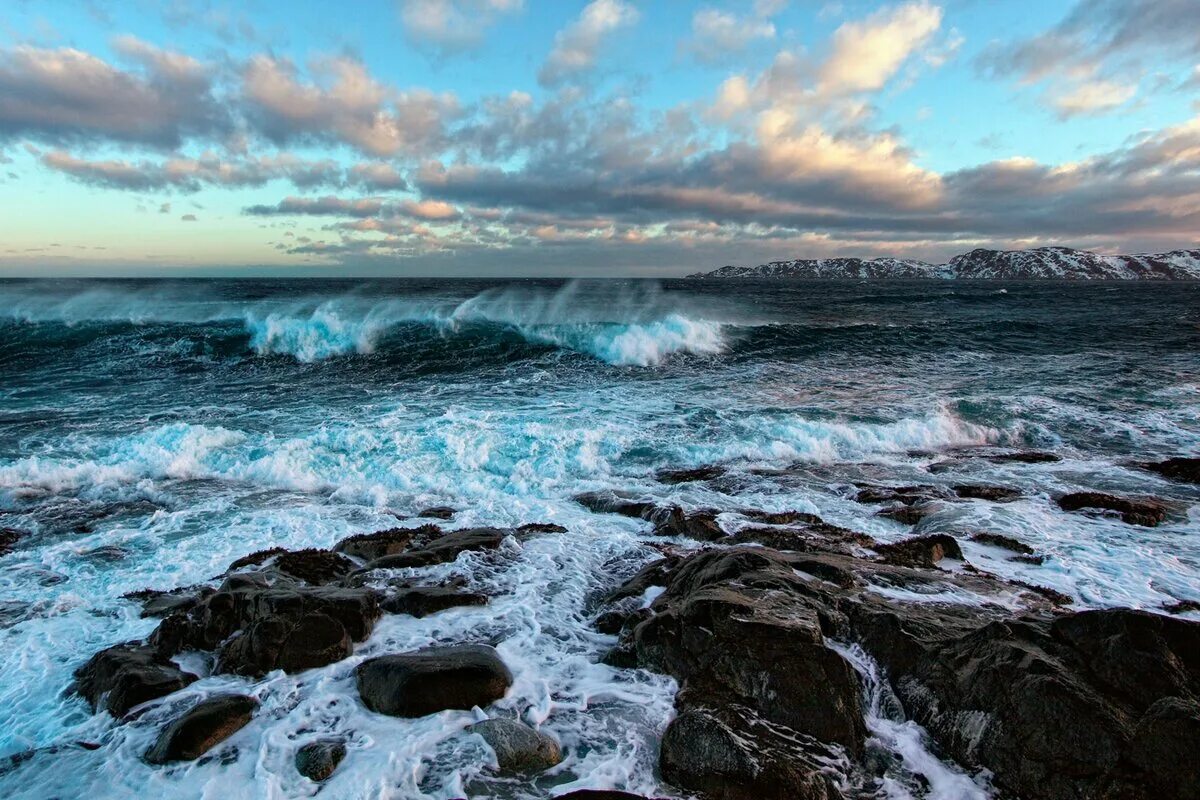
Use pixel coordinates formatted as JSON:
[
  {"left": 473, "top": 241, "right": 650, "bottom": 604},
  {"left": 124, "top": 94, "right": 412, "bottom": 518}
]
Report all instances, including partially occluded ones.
[{"left": 0, "top": 0, "right": 1197, "bottom": 277}]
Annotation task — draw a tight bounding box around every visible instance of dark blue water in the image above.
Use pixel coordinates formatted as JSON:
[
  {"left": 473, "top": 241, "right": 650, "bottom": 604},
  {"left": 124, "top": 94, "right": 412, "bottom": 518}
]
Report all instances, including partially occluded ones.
[{"left": 1, "top": 279, "right": 1198, "bottom": 798}]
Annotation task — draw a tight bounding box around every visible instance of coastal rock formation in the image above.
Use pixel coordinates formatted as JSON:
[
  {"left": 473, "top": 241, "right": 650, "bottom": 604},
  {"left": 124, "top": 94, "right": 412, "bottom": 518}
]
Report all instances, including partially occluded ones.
[
  {"left": 1056, "top": 492, "right": 1168, "bottom": 526},
  {"left": 74, "top": 643, "right": 197, "bottom": 717},
  {"left": 144, "top": 694, "right": 258, "bottom": 764},
  {"left": 356, "top": 645, "right": 512, "bottom": 717},
  {"left": 468, "top": 718, "right": 562, "bottom": 773},
  {"left": 1140, "top": 457, "right": 1200, "bottom": 484},
  {"left": 295, "top": 738, "right": 347, "bottom": 782}
]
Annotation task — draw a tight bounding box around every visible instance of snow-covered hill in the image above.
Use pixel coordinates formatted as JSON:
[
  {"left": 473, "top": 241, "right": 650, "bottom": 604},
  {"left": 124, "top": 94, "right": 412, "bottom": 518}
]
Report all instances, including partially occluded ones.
[{"left": 688, "top": 246, "right": 1200, "bottom": 280}]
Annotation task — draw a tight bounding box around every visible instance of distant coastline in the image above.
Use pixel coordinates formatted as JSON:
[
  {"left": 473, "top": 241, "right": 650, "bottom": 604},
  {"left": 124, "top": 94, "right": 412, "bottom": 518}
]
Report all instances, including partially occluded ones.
[{"left": 688, "top": 246, "right": 1200, "bottom": 280}]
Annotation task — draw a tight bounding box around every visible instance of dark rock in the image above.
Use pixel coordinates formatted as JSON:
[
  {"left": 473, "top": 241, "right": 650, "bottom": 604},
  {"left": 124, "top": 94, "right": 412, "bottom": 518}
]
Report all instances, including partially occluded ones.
[
  {"left": 271, "top": 549, "right": 356, "bottom": 584},
  {"left": 468, "top": 718, "right": 562, "bottom": 773},
  {"left": 1139, "top": 457, "right": 1200, "bottom": 484},
  {"left": 1010, "top": 580, "right": 1073, "bottom": 606},
  {"left": 295, "top": 738, "right": 346, "bottom": 782},
  {"left": 651, "top": 507, "right": 724, "bottom": 541},
  {"left": 1163, "top": 599, "right": 1200, "bottom": 615},
  {"left": 74, "top": 643, "right": 198, "bottom": 717},
  {"left": 144, "top": 694, "right": 258, "bottom": 764},
  {"left": 659, "top": 704, "right": 842, "bottom": 800},
  {"left": 874, "top": 534, "right": 963, "bottom": 567},
  {"left": 361, "top": 528, "right": 506, "bottom": 570},
  {"left": 123, "top": 586, "right": 215, "bottom": 619},
  {"left": 334, "top": 526, "right": 432, "bottom": 561},
  {"left": 605, "top": 555, "right": 681, "bottom": 603},
  {"left": 875, "top": 503, "right": 938, "bottom": 525},
  {"left": 594, "top": 607, "right": 650, "bottom": 635},
  {"left": 987, "top": 451, "right": 1062, "bottom": 464},
  {"left": 216, "top": 611, "right": 352, "bottom": 677},
  {"left": 356, "top": 645, "right": 512, "bottom": 717},
  {"left": 855, "top": 484, "right": 949, "bottom": 505},
  {"left": 655, "top": 465, "right": 726, "bottom": 484},
  {"left": 572, "top": 491, "right": 659, "bottom": 519},
  {"left": 954, "top": 484, "right": 1023, "bottom": 502},
  {"left": 739, "top": 509, "right": 823, "bottom": 525},
  {"left": 381, "top": 587, "right": 488, "bottom": 617},
  {"left": 227, "top": 547, "right": 287, "bottom": 572},
  {"left": 1124, "top": 696, "right": 1200, "bottom": 797},
  {"left": 1057, "top": 492, "right": 1167, "bottom": 526},
  {"left": 516, "top": 522, "right": 567, "bottom": 534},
  {"left": 0, "top": 528, "right": 24, "bottom": 555},
  {"left": 555, "top": 792, "right": 664, "bottom": 800},
  {"left": 969, "top": 532, "right": 1035, "bottom": 555},
  {"left": 417, "top": 506, "right": 456, "bottom": 520}
]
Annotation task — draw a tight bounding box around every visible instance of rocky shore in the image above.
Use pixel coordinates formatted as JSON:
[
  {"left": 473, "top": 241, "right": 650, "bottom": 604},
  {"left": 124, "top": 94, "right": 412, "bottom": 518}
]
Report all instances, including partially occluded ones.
[{"left": 52, "top": 455, "right": 1200, "bottom": 798}]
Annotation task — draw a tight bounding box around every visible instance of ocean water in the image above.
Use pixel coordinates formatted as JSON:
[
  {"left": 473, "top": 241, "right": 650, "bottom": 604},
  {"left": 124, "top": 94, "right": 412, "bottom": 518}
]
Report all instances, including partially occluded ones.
[{"left": 0, "top": 278, "right": 1198, "bottom": 799}]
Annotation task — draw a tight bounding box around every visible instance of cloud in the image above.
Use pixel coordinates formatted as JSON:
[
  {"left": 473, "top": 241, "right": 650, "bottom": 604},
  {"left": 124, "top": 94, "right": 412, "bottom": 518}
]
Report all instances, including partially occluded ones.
[
  {"left": 348, "top": 161, "right": 409, "bottom": 190},
  {"left": 538, "top": 0, "right": 639, "bottom": 86},
  {"left": 40, "top": 150, "right": 353, "bottom": 191},
  {"left": 244, "top": 196, "right": 387, "bottom": 217},
  {"left": 180, "top": 213, "right": 197, "bottom": 221},
  {"left": 241, "top": 55, "right": 460, "bottom": 156},
  {"left": 683, "top": 8, "right": 776, "bottom": 65},
  {"left": 398, "top": 0, "right": 524, "bottom": 53},
  {"left": 0, "top": 41, "right": 228, "bottom": 148},
  {"left": 1053, "top": 79, "right": 1138, "bottom": 118},
  {"left": 818, "top": 1, "right": 943, "bottom": 94}
]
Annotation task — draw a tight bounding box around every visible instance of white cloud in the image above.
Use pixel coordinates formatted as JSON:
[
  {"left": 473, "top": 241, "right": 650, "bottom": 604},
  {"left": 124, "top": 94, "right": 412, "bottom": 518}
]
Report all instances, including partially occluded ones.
[
  {"left": 398, "top": 0, "right": 524, "bottom": 53},
  {"left": 1053, "top": 79, "right": 1137, "bottom": 117},
  {"left": 818, "top": 1, "right": 943, "bottom": 94},
  {"left": 538, "top": 0, "right": 640, "bottom": 86},
  {"left": 685, "top": 8, "right": 776, "bottom": 64}
]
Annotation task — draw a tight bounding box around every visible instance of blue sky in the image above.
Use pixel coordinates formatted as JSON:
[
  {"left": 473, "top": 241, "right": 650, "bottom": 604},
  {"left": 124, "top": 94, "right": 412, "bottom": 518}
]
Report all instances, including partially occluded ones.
[{"left": 0, "top": 0, "right": 1197, "bottom": 275}]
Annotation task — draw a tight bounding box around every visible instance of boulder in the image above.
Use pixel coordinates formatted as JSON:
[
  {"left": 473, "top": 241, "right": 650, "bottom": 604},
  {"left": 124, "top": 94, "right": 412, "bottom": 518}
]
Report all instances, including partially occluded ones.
[
  {"left": 417, "top": 506, "right": 456, "bottom": 520},
  {"left": 874, "top": 534, "right": 963, "bottom": 567},
  {"left": 0, "top": 528, "right": 24, "bottom": 555},
  {"left": 1057, "top": 492, "right": 1167, "bottom": 526},
  {"left": 123, "top": 586, "right": 215, "bottom": 619},
  {"left": 356, "top": 645, "right": 512, "bottom": 717},
  {"left": 216, "top": 611, "right": 352, "bottom": 676},
  {"left": 516, "top": 522, "right": 567, "bottom": 534},
  {"left": 659, "top": 704, "right": 842, "bottom": 800},
  {"left": 953, "top": 484, "right": 1023, "bottom": 501},
  {"left": 1139, "top": 457, "right": 1200, "bottom": 484},
  {"left": 969, "top": 532, "right": 1035, "bottom": 555},
  {"left": 381, "top": 587, "right": 488, "bottom": 617},
  {"left": 334, "top": 526, "right": 432, "bottom": 561},
  {"left": 74, "top": 643, "right": 198, "bottom": 717},
  {"left": 655, "top": 465, "right": 725, "bottom": 484},
  {"left": 986, "top": 450, "right": 1061, "bottom": 464},
  {"left": 468, "top": 718, "right": 562, "bottom": 773},
  {"left": 362, "top": 528, "right": 507, "bottom": 570},
  {"left": 144, "top": 694, "right": 258, "bottom": 764},
  {"left": 651, "top": 507, "right": 724, "bottom": 541},
  {"left": 855, "top": 484, "right": 950, "bottom": 505},
  {"left": 572, "top": 491, "right": 659, "bottom": 519},
  {"left": 226, "top": 548, "right": 355, "bottom": 585},
  {"left": 875, "top": 503, "right": 938, "bottom": 525},
  {"left": 295, "top": 738, "right": 347, "bottom": 782}
]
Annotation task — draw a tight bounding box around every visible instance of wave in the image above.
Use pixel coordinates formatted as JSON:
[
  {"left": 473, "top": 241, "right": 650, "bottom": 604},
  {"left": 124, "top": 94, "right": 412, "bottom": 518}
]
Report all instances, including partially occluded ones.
[{"left": 0, "top": 281, "right": 734, "bottom": 366}]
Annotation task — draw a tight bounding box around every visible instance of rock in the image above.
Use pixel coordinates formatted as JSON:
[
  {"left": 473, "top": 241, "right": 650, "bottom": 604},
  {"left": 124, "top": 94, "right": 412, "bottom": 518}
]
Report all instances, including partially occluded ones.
[
  {"left": 555, "top": 793, "right": 664, "bottom": 800},
  {"left": 874, "top": 534, "right": 963, "bottom": 567},
  {"left": 605, "top": 555, "right": 681, "bottom": 603},
  {"left": 417, "top": 506, "right": 456, "bottom": 520},
  {"left": 216, "top": 611, "right": 352, "bottom": 676},
  {"left": 855, "top": 484, "right": 950, "bottom": 505},
  {"left": 381, "top": 587, "right": 488, "bottom": 617},
  {"left": 651, "top": 507, "right": 724, "bottom": 541},
  {"left": 123, "top": 586, "right": 215, "bottom": 619},
  {"left": 270, "top": 549, "right": 356, "bottom": 584},
  {"left": 356, "top": 645, "right": 512, "bottom": 717},
  {"left": 0, "top": 528, "right": 24, "bottom": 555},
  {"left": 739, "top": 509, "right": 823, "bottom": 525},
  {"left": 144, "top": 694, "right": 258, "bottom": 764},
  {"left": 875, "top": 503, "right": 938, "bottom": 525},
  {"left": 572, "top": 491, "right": 659, "bottom": 520},
  {"left": 655, "top": 465, "right": 725, "bottom": 484},
  {"left": 295, "top": 738, "right": 346, "bottom": 782},
  {"left": 74, "top": 643, "right": 198, "bottom": 717},
  {"left": 659, "top": 704, "right": 842, "bottom": 800},
  {"left": 986, "top": 451, "right": 1062, "bottom": 464},
  {"left": 1163, "top": 599, "right": 1200, "bottom": 615},
  {"left": 468, "top": 718, "right": 562, "bottom": 773},
  {"left": 954, "top": 484, "right": 1023, "bottom": 501},
  {"left": 361, "top": 528, "right": 507, "bottom": 570},
  {"left": 969, "top": 532, "right": 1035, "bottom": 555},
  {"left": 1124, "top": 696, "right": 1200, "bottom": 797},
  {"left": 1057, "top": 492, "right": 1167, "bottom": 526},
  {"left": 516, "top": 522, "right": 567, "bottom": 534},
  {"left": 334, "top": 526, "right": 431, "bottom": 561},
  {"left": 226, "top": 547, "right": 287, "bottom": 571},
  {"left": 1139, "top": 457, "right": 1200, "bottom": 484},
  {"left": 631, "top": 548, "right": 866, "bottom": 752}
]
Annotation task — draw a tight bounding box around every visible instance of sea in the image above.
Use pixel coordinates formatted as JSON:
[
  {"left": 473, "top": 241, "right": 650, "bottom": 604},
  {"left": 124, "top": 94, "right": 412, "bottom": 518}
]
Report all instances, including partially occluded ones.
[{"left": 0, "top": 278, "right": 1198, "bottom": 799}]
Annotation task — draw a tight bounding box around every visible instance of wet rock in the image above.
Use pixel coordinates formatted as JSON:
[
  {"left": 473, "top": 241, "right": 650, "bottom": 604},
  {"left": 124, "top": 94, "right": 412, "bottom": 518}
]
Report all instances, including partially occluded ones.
[
  {"left": 556, "top": 793, "right": 664, "bottom": 800},
  {"left": 729, "top": 516, "right": 875, "bottom": 554},
  {"left": 855, "top": 484, "right": 950, "bottom": 505},
  {"left": 468, "top": 718, "right": 562, "bottom": 773},
  {"left": 75, "top": 643, "right": 198, "bottom": 717},
  {"left": 969, "top": 532, "right": 1035, "bottom": 555},
  {"left": 361, "top": 528, "right": 506, "bottom": 570},
  {"left": 651, "top": 507, "right": 724, "bottom": 541},
  {"left": 987, "top": 450, "right": 1062, "bottom": 464},
  {"left": 874, "top": 534, "right": 963, "bottom": 567},
  {"left": 516, "top": 522, "right": 567, "bottom": 534},
  {"left": 655, "top": 465, "right": 726, "bottom": 484},
  {"left": 659, "top": 704, "right": 843, "bottom": 800},
  {"left": 1057, "top": 492, "right": 1167, "bottom": 526},
  {"left": 605, "top": 555, "right": 681, "bottom": 603},
  {"left": 417, "top": 506, "right": 456, "bottom": 520},
  {"left": 1163, "top": 599, "right": 1200, "bottom": 615},
  {"left": 739, "top": 509, "right": 823, "bottom": 525},
  {"left": 875, "top": 503, "right": 938, "bottom": 525},
  {"left": 356, "top": 644, "right": 512, "bottom": 717},
  {"left": 380, "top": 587, "right": 488, "bottom": 617},
  {"left": 295, "top": 738, "right": 346, "bottom": 782},
  {"left": 270, "top": 549, "right": 356, "bottom": 584},
  {"left": 1139, "top": 457, "right": 1200, "bottom": 484},
  {"left": 953, "top": 484, "right": 1023, "bottom": 502},
  {"left": 144, "top": 694, "right": 258, "bottom": 764},
  {"left": 123, "top": 586, "right": 215, "bottom": 619},
  {"left": 572, "top": 491, "right": 659, "bottom": 520},
  {"left": 1124, "top": 696, "right": 1200, "bottom": 797},
  {"left": 0, "top": 528, "right": 22, "bottom": 555},
  {"left": 227, "top": 547, "right": 287, "bottom": 572},
  {"left": 631, "top": 548, "right": 866, "bottom": 752},
  {"left": 77, "top": 545, "right": 130, "bottom": 562},
  {"left": 216, "top": 611, "right": 352, "bottom": 677},
  {"left": 334, "top": 526, "right": 432, "bottom": 561}
]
